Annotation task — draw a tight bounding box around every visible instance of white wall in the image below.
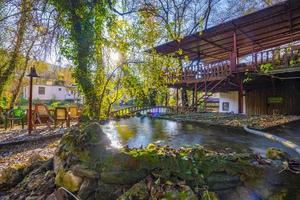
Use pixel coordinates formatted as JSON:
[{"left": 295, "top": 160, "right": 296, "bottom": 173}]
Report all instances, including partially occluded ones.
[
  {"left": 23, "top": 85, "right": 77, "bottom": 101},
  {"left": 219, "top": 91, "right": 246, "bottom": 114}
]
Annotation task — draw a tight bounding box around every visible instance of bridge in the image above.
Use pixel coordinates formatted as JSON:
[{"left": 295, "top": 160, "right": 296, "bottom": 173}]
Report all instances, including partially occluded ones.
[{"left": 110, "top": 106, "right": 176, "bottom": 118}]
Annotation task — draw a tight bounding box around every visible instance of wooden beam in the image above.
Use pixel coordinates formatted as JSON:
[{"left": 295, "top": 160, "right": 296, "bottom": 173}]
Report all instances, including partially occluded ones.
[{"left": 238, "top": 74, "right": 244, "bottom": 114}]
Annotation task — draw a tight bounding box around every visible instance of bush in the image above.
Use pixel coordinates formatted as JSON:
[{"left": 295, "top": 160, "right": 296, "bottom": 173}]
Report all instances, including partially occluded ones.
[
  {"left": 12, "top": 107, "right": 26, "bottom": 118},
  {"left": 50, "top": 101, "right": 61, "bottom": 109},
  {"left": 18, "top": 97, "right": 28, "bottom": 106},
  {"left": 260, "top": 63, "right": 273, "bottom": 73},
  {"left": 0, "top": 97, "right": 8, "bottom": 109}
]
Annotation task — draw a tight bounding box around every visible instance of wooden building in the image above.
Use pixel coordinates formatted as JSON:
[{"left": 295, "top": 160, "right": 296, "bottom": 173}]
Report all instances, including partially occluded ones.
[{"left": 153, "top": 0, "right": 300, "bottom": 115}]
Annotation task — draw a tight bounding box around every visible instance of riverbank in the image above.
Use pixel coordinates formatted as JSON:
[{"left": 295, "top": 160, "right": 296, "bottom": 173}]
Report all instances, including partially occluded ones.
[
  {"left": 156, "top": 113, "right": 300, "bottom": 130},
  {"left": 1, "top": 123, "right": 299, "bottom": 200}
]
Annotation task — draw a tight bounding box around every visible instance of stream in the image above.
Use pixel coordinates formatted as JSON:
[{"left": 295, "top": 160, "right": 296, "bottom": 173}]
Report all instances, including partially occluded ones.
[{"left": 102, "top": 117, "right": 300, "bottom": 158}]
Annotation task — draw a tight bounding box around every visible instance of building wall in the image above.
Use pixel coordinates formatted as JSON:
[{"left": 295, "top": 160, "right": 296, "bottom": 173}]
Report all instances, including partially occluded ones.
[
  {"left": 23, "top": 85, "right": 76, "bottom": 101},
  {"left": 218, "top": 91, "right": 246, "bottom": 114},
  {"left": 245, "top": 80, "right": 300, "bottom": 115}
]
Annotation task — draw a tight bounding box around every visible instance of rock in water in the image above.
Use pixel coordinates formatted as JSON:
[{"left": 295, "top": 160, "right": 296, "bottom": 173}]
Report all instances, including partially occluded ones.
[{"left": 266, "top": 147, "right": 289, "bottom": 160}]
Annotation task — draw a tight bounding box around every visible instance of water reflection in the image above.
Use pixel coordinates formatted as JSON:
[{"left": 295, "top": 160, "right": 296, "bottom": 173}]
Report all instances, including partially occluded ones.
[{"left": 101, "top": 117, "right": 299, "bottom": 157}]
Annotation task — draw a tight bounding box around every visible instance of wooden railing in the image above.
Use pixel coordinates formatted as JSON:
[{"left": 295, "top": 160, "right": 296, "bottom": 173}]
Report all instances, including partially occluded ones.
[
  {"left": 166, "top": 45, "right": 300, "bottom": 85},
  {"left": 166, "top": 61, "right": 231, "bottom": 84},
  {"left": 240, "top": 45, "right": 300, "bottom": 70}
]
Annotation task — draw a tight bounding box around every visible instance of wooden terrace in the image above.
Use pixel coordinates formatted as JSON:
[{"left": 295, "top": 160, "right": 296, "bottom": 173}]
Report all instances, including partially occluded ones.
[{"left": 153, "top": 0, "right": 300, "bottom": 113}]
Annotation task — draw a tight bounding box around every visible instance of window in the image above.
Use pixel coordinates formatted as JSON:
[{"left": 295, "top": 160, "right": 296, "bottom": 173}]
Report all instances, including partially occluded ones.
[
  {"left": 38, "top": 87, "right": 45, "bottom": 95},
  {"left": 222, "top": 102, "right": 229, "bottom": 111},
  {"left": 58, "top": 88, "right": 62, "bottom": 91}
]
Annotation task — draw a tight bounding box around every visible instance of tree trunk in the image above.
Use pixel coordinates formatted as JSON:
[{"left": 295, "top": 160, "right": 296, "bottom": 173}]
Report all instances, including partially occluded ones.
[
  {"left": 9, "top": 40, "right": 35, "bottom": 109},
  {"left": 178, "top": 59, "right": 189, "bottom": 107},
  {"left": 69, "top": 1, "right": 100, "bottom": 120},
  {"left": 181, "top": 88, "right": 188, "bottom": 107},
  {"left": 0, "top": 0, "right": 30, "bottom": 96}
]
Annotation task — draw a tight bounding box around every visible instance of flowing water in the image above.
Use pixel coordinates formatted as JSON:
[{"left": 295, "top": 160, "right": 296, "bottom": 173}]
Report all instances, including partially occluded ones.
[{"left": 101, "top": 117, "right": 300, "bottom": 157}]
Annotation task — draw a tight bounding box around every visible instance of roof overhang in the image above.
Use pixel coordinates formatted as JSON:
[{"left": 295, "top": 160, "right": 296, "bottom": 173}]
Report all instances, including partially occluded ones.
[{"left": 152, "top": 0, "right": 300, "bottom": 63}]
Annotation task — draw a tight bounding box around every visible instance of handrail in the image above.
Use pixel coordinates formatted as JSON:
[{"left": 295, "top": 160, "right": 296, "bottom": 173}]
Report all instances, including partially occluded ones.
[
  {"left": 165, "top": 45, "right": 300, "bottom": 84},
  {"left": 110, "top": 105, "right": 176, "bottom": 118}
]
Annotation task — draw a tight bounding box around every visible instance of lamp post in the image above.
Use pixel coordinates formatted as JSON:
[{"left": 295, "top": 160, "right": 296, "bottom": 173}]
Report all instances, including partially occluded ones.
[{"left": 27, "top": 66, "right": 39, "bottom": 134}]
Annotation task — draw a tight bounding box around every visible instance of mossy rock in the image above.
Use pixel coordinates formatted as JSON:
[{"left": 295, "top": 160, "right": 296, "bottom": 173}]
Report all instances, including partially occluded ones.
[
  {"left": 117, "top": 180, "right": 149, "bottom": 200},
  {"left": 95, "top": 181, "right": 129, "bottom": 200},
  {"left": 163, "top": 190, "right": 197, "bottom": 200},
  {"left": 55, "top": 169, "right": 83, "bottom": 192},
  {"left": 82, "top": 122, "right": 111, "bottom": 146},
  {"left": 266, "top": 148, "right": 289, "bottom": 160},
  {"left": 2, "top": 159, "right": 56, "bottom": 199},
  {"left": 54, "top": 123, "right": 290, "bottom": 199},
  {"left": 101, "top": 169, "right": 148, "bottom": 185},
  {"left": 201, "top": 191, "right": 219, "bottom": 200},
  {"left": 207, "top": 172, "right": 241, "bottom": 190},
  {"left": 0, "top": 167, "right": 24, "bottom": 191},
  {"left": 56, "top": 123, "right": 112, "bottom": 167},
  {"left": 268, "top": 189, "right": 288, "bottom": 200}
]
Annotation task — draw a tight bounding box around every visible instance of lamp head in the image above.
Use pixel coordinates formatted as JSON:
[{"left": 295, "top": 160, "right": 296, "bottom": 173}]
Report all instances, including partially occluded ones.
[{"left": 27, "top": 66, "right": 39, "bottom": 78}]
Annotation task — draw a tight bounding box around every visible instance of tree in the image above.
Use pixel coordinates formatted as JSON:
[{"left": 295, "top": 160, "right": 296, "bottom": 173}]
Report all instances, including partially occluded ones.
[
  {"left": 0, "top": 0, "right": 62, "bottom": 107},
  {"left": 0, "top": 0, "right": 31, "bottom": 96},
  {"left": 50, "top": 0, "right": 113, "bottom": 119},
  {"left": 137, "top": 0, "right": 217, "bottom": 107}
]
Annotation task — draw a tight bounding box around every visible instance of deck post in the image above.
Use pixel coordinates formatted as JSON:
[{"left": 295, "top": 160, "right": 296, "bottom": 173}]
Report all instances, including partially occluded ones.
[
  {"left": 176, "top": 88, "right": 179, "bottom": 113},
  {"left": 194, "top": 83, "right": 198, "bottom": 111},
  {"left": 165, "top": 91, "right": 168, "bottom": 106},
  {"left": 192, "top": 89, "right": 195, "bottom": 107},
  {"left": 204, "top": 81, "right": 207, "bottom": 112},
  {"left": 238, "top": 74, "right": 244, "bottom": 114},
  {"left": 231, "top": 31, "right": 238, "bottom": 72}
]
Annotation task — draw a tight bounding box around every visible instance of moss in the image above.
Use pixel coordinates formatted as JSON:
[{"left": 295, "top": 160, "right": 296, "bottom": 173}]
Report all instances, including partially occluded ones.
[
  {"left": 201, "top": 191, "right": 219, "bottom": 200},
  {"left": 55, "top": 169, "right": 83, "bottom": 192},
  {"left": 117, "top": 180, "right": 149, "bottom": 200},
  {"left": 54, "top": 168, "right": 65, "bottom": 187},
  {"left": 11, "top": 163, "right": 27, "bottom": 170},
  {"left": 268, "top": 189, "right": 288, "bottom": 200},
  {"left": 77, "top": 149, "right": 90, "bottom": 163}
]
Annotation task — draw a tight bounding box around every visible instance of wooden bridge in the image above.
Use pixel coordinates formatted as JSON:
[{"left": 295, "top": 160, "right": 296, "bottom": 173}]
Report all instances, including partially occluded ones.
[{"left": 110, "top": 106, "right": 176, "bottom": 118}]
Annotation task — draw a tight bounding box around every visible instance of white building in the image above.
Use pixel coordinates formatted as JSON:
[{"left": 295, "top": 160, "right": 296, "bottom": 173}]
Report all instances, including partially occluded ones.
[
  {"left": 23, "top": 84, "right": 81, "bottom": 102},
  {"left": 217, "top": 91, "right": 246, "bottom": 114}
]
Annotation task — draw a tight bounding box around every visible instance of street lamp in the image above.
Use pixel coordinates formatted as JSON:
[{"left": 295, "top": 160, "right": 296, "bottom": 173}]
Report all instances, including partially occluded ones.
[{"left": 27, "top": 66, "right": 39, "bottom": 134}]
